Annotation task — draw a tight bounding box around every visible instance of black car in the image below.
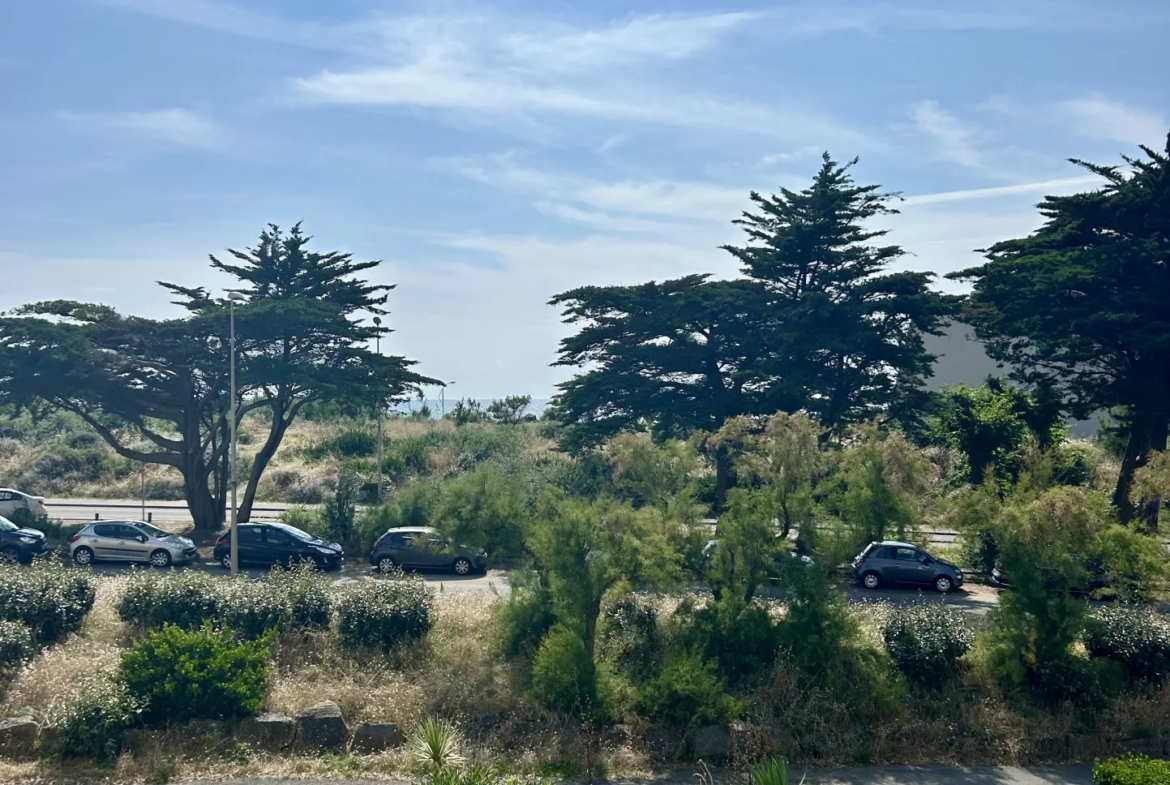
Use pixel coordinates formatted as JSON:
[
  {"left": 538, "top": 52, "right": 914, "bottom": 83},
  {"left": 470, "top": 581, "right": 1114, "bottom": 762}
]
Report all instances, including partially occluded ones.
[
  {"left": 0, "top": 514, "right": 52, "bottom": 564},
  {"left": 214, "top": 522, "right": 343, "bottom": 571},
  {"left": 852, "top": 541, "right": 964, "bottom": 593}
]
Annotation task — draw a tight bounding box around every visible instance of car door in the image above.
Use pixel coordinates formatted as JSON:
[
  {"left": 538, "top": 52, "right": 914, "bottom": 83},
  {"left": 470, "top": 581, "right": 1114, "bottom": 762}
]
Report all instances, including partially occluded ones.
[
  {"left": 867, "top": 546, "right": 896, "bottom": 581},
  {"left": 422, "top": 536, "right": 451, "bottom": 568},
  {"left": 236, "top": 525, "right": 265, "bottom": 566},
  {"left": 263, "top": 527, "right": 301, "bottom": 567},
  {"left": 893, "top": 547, "right": 932, "bottom": 584},
  {"left": 118, "top": 523, "right": 155, "bottom": 562}
]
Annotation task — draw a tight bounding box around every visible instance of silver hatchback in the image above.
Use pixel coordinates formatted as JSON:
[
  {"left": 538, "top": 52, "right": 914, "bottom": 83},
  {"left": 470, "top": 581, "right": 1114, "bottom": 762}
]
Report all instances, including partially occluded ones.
[{"left": 70, "top": 520, "right": 198, "bottom": 568}]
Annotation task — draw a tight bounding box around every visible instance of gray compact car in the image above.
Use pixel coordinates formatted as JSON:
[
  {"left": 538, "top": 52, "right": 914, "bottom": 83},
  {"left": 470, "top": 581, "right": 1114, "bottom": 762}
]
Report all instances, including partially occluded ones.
[
  {"left": 70, "top": 520, "right": 198, "bottom": 568},
  {"left": 851, "top": 541, "right": 963, "bottom": 593},
  {"left": 369, "top": 526, "right": 487, "bottom": 576}
]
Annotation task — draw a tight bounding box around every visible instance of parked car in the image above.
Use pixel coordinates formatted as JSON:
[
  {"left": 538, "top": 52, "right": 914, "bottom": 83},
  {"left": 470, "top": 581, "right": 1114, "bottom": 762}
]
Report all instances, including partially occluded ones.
[
  {"left": 369, "top": 527, "right": 486, "bottom": 576},
  {"left": 852, "top": 541, "right": 963, "bottom": 593},
  {"left": 71, "top": 520, "right": 197, "bottom": 567},
  {"left": 992, "top": 559, "right": 1116, "bottom": 596},
  {"left": 700, "top": 539, "right": 814, "bottom": 573},
  {"left": 0, "top": 514, "right": 52, "bottom": 564},
  {"left": 214, "top": 522, "right": 342, "bottom": 571},
  {"left": 0, "top": 488, "right": 49, "bottom": 520}
]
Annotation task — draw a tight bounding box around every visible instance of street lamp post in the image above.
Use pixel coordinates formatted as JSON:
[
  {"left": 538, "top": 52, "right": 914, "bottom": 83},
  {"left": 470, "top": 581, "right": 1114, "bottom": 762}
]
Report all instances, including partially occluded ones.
[
  {"left": 373, "top": 316, "right": 384, "bottom": 504},
  {"left": 228, "top": 292, "right": 246, "bottom": 576},
  {"left": 441, "top": 382, "right": 454, "bottom": 418}
]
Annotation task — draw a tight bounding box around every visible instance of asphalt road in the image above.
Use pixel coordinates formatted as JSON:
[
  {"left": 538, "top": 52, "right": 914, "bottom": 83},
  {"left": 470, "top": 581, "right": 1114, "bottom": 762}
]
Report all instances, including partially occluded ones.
[{"left": 173, "top": 767, "right": 1094, "bottom": 785}]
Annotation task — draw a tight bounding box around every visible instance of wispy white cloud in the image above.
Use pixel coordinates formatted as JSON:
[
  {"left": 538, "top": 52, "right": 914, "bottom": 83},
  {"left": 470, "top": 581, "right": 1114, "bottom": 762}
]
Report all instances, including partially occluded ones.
[
  {"left": 58, "top": 108, "right": 222, "bottom": 147},
  {"left": 1057, "top": 95, "right": 1167, "bottom": 147},
  {"left": 903, "top": 175, "right": 1104, "bottom": 206},
  {"left": 910, "top": 100, "right": 983, "bottom": 169}
]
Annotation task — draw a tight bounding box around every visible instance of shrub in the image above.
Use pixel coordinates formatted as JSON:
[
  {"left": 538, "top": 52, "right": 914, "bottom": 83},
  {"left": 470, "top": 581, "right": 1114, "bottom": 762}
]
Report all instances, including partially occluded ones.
[
  {"left": 0, "top": 619, "right": 33, "bottom": 668},
  {"left": 600, "top": 595, "right": 661, "bottom": 680},
  {"left": 1085, "top": 606, "right": 1170, "bottom": 686},
  {"left": 52, "top": 678, "right": 142, "bottom": 761},
  {"left": 882, "top": 603, "right": 974, "bottom": 686},
  {"left": 530, "top": 624, "right": 604, "bottom": 715},
  {"left": 118, "top": 570, "right": 222, "bottom": 630},
  {"left": 1094, "top": 754, "right": 1170, "bottom": 785},
  {"left": 432, "top": 463, "right": 529, "bottom": 560},
  {"left": 280, "top": 505, "right": 328, "bottom": 540},
  {"left": 121, "top": 623, "right": 272, "bottom": 724},
  {"left": 0, "top": 561, "right": 95, "bottom": 643},
  {"left": 494, "top": 575, "right": 555, "bottom": 658},
  {"left": 634, "top": 652, "right": 736, "bottom": 726},
  {"left": 269, "top": 563, "right": 332, "bottom": 631},
  {"left": 218, "top": 578, "right": 287, "bottom": 639},
  {"left": 1024, "top": 655, "right": 1117, "bottom": 709},
  {"left": 406, "top": 716, "right": 465, "bottom": 773},
  {"left": 674, "top": 599, "right": 781, "bottom": 687},
  {"left": 775, "top": 563, "right": 856, "bottom": 686},
  {"left": 336, "top": 573, "right": 434, "bottom": 650},
  {"left": 323, "top": 470, "right": 359, "bottom": 544}
]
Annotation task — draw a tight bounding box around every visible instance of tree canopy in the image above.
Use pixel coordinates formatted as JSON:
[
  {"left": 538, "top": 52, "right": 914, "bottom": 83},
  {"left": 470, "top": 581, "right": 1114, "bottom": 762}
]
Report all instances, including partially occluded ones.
[{"left": 951, "top": 136, "right": 1170, "bottom": 527}]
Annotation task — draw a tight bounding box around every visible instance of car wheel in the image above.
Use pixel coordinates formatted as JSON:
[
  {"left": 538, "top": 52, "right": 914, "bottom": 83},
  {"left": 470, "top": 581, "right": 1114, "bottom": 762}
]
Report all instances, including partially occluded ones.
[
  {"left": 149, "top": 549, "right": 172, "bottom": 568},
  {"left": 934, "top": 575, "right": 953, "bottom": 593},
  {"left": 73, "top": 547, "right": 94, "bottom": 566},
  {"left": 377, "top": 555, "right": 397, "bottom": 574},
  {"left": 1, "top": 546, "right": 20, "bottom": 565},
  {"left": 861, "top": 571, "right": 881, "bottom": 590},
  {"left": 453, "top": 557, "right": 472, "bottom": 576},
  {"left": 220, "top": 553, "right": 233, "bottom": 570}
]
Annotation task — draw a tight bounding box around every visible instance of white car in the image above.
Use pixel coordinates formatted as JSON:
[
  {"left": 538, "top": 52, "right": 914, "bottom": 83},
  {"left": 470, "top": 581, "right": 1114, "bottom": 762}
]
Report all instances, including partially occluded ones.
[{"left": 0, "top": 489, "right": 48, "bottom": 520}]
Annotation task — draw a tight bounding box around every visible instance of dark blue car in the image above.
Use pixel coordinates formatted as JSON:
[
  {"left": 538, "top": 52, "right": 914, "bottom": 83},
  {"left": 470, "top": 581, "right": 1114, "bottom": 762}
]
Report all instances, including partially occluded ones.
[{"left": 0, "top": 514, "right": 52, "bottom": 564}]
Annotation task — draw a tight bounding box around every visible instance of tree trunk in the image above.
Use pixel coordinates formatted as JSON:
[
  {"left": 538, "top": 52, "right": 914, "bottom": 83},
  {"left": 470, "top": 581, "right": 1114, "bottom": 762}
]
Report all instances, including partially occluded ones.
[
  {"left": 1112, "top": 408, "right": 1169, "bottom": 530},
  {"left": 239, "top": 400, "right": 290, "bottom": 522},
  {"left": 714, "top": 445, "right": 732, "bottom": 515},
  {"left": 183, "top": 456, "right": 221, "bottom": 531},
  {"left": 583, "top": 598, "right": 601, "bottom": 682}
]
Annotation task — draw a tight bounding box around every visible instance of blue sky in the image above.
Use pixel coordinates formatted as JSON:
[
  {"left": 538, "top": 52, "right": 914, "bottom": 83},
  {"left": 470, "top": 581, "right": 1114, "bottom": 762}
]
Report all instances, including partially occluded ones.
[{"left": 2, "top": 0, "right": 1167, "bottom": 398}]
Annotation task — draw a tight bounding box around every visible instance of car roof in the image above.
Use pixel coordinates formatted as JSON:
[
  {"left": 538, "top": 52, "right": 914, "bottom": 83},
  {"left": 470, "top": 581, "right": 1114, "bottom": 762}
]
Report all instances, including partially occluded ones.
[
  {"left": 876, "top": 541, "right": 919, "bottom": 549},
  {"left": 385, "top": 526, "right": 437, "bottom": 535}
]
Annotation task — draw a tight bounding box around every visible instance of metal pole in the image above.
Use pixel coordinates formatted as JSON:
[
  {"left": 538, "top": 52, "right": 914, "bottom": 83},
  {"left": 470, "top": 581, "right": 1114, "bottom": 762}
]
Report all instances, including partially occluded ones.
[
  {"left": 375, "top": 327, "right": 383, "bottom": 504},
  {"left": 229, "top": 299, "right": 239, "bottom": 576},
  {"left": 140, "top": 465, "right": 146, "bottom": 522}
]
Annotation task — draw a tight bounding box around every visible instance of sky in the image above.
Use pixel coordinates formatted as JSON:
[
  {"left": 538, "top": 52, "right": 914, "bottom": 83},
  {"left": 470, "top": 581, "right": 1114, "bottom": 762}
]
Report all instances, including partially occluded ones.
[{"left": 2, "top": 0, "right": 1167, "bottom": 399}]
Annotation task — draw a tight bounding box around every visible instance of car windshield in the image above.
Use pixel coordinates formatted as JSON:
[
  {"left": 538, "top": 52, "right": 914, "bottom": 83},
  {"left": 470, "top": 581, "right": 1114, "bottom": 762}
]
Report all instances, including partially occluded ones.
[
  {"left": 134, "top": 522, "right": 170, "bottom": 538},
  {"left": 273, "top": 523, "right": 315, "bottom": 542},
  {"left": 0, "top": 516, "right": 17, "bottom": 533}
]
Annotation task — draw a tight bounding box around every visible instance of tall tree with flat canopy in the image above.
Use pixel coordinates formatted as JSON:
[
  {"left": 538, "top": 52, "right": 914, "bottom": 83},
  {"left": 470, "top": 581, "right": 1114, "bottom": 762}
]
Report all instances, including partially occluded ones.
[
  {"left": 723, "top": 153, "right": 955, "bottom": 434},
  {"left": 951, "top": 136, "right": 1170, "bottom": 529},
  {"left": 550, "top": 155, "right": 952, "bottom": 507},
  {"left": 162, "top": 223, "right": 437, "bottom": 522}
]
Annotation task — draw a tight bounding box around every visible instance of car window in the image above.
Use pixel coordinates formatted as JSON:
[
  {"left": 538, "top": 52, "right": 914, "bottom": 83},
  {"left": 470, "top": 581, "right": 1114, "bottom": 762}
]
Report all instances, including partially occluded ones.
[
  {"left": 116, "top": 524, "right": 143, "bottom": 539},
  {"left": 265, "top": 528, "right": 294, "bottom": 545},
  {"left": 0, "top": 492, "right": 12, "bottom": 502},
  {"left": 872, "top": 547, "right": 894, "bottom": 559},
  {"left": 134, "top": 522, "right": 169, "bottom": 538},
  {"left": 237, "top": 526, "right": 264, "bottom": 544},
  {"left": 273, "top": 523, "right": 314, "bottom": 542},
  {"left": 389, "top": 533, "right": 415, "bottom": 549},
  {"left": 92, "top": 523, "right": 117, "bottom": 537},
  {"left": 0, "top": 516, "right": 17, "bottom": 533},
  {"left": 895, "top": 547, "right": 921, "bottom": 561}
]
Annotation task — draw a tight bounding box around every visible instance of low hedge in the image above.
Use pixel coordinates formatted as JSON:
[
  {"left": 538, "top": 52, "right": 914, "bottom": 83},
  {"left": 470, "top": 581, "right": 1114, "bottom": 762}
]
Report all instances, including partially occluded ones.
[
  {"left": 0, "top": 619, "right": 33, "bottom": 668},
  {"left": 0, "top": 561, "right": 95, "bottom": 643},
  {"left": 118, "top": 570, "right": 222, "bottom": 630},
  {"left": 1094, "top": 754, "right": 1170, "bottom": 785},
  {"left": 336, "top": 571, "right": 434, "bottom": 650},
  {"left": 1085, "top": 606, "right": 1170, "bottom": 686},
  {"left": 882, "top": 603, "right": 974, "bottom": 687}
]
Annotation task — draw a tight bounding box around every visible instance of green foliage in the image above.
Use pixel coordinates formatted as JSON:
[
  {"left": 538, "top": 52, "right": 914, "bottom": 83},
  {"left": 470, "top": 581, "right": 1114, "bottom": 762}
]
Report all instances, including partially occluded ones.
[
  {"left": 675, "top": 598, "right": 781, "bottom": 687},
  {"left": 336, "top": 572, "right": 435, "bottom": 650},
  {"left": 406, "top": 716, "right": 465, "bottom": 773},
  {"left": 1094, "top": 754, "right": 1170, "bottom": 785},
  {"left": 775, "top": 560, "right": 859, "bottom": 687},
  {"left": 931, "top": 378, "right": 1063, "bottom": 485},
  {"left": 703, "top": 487, "right": 780, "bottom": 604},
  {"left": 0, "top": 561, "right": 95, "bottom": 643},
  {"left": 307, "top": 428, "right": 377, "bottom": 459},
  {"left": 830, "top": 425, "right": 930, "bottom": 555},
  {"left": 118, "top": 569, "right": 222, "bottom": 630},
  {"left": 607, "top": 433, "right": 698, "bottom": 510},
  {"left": 951, "top": 140, "right": 1170, "bottom": 528},
  {"left": 432, "top": 463, "right": 529, "bottom": 560},
  {"left": 633, "top": 652, "right": 736, "bottom": 725},
  {"left": 749, "top": 757, "right": 797, "bottom": 785},
  {"left": 447, "top": 398, "right": 485, "bottom": 426},
  {"left": 1023, "top": 655, "right": 1118, "bottom": 709},
  {"left": 530, "top": 623, "right": 606, "bottom": 715},
  {"left": 0, "top": 619, "right": 33, "bottom": 668},
  {"left": 280, "top": 505, "right": 328, "bottom": 539},
  {"left": 323, "top": 469, "right": 359, "bottom": 543},
  {"left": 486, "top": 395, "right": 533, "bottom": 425},
  {"left": 121, "top": 623, "right": 272, "bottom": 724},
  {"left": 53, "top": 678, "right": 142, "bottom": 761},
  {"left": 269, "top": 562, "right": 333, "bottom": 630},
  {"left": 882, "top": 603, "right": 974, "bottom": 686},
  {"left": 1085, "top": 606, "right": 1170, "bottom": 686},
  {"left": 600, "top": 595, "right": 662, "bottom": 681},
  {"left": 218, "top": 578, "right": 288, "bottom": 639},
  {"left": 1088, "top": 523, "right": 1170, "bottom": 601},
  {"left": 356, "top": 481, "right": 440, "bottom": 549},
  {"left": 947, "top": 480, "right": 1003, "bottom": 573},
  {"left": 494, "top": 573, "right": 556, "bottom": 658}
]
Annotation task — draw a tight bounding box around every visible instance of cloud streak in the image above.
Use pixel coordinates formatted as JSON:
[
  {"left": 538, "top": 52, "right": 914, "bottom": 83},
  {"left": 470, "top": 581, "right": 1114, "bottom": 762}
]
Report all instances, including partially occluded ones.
[{"left": 58, "top": 108, "right": 222, "bottom": 147}]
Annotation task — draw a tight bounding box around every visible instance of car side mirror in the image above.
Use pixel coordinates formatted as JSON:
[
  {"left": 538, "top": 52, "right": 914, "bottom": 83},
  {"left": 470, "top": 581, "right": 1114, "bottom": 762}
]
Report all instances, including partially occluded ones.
[
  {"left": 922, "top": 556, "right": 932, "bottom": 565},
  {"left": 139, "top": 535, "right": 149, "bottom": 543}
]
